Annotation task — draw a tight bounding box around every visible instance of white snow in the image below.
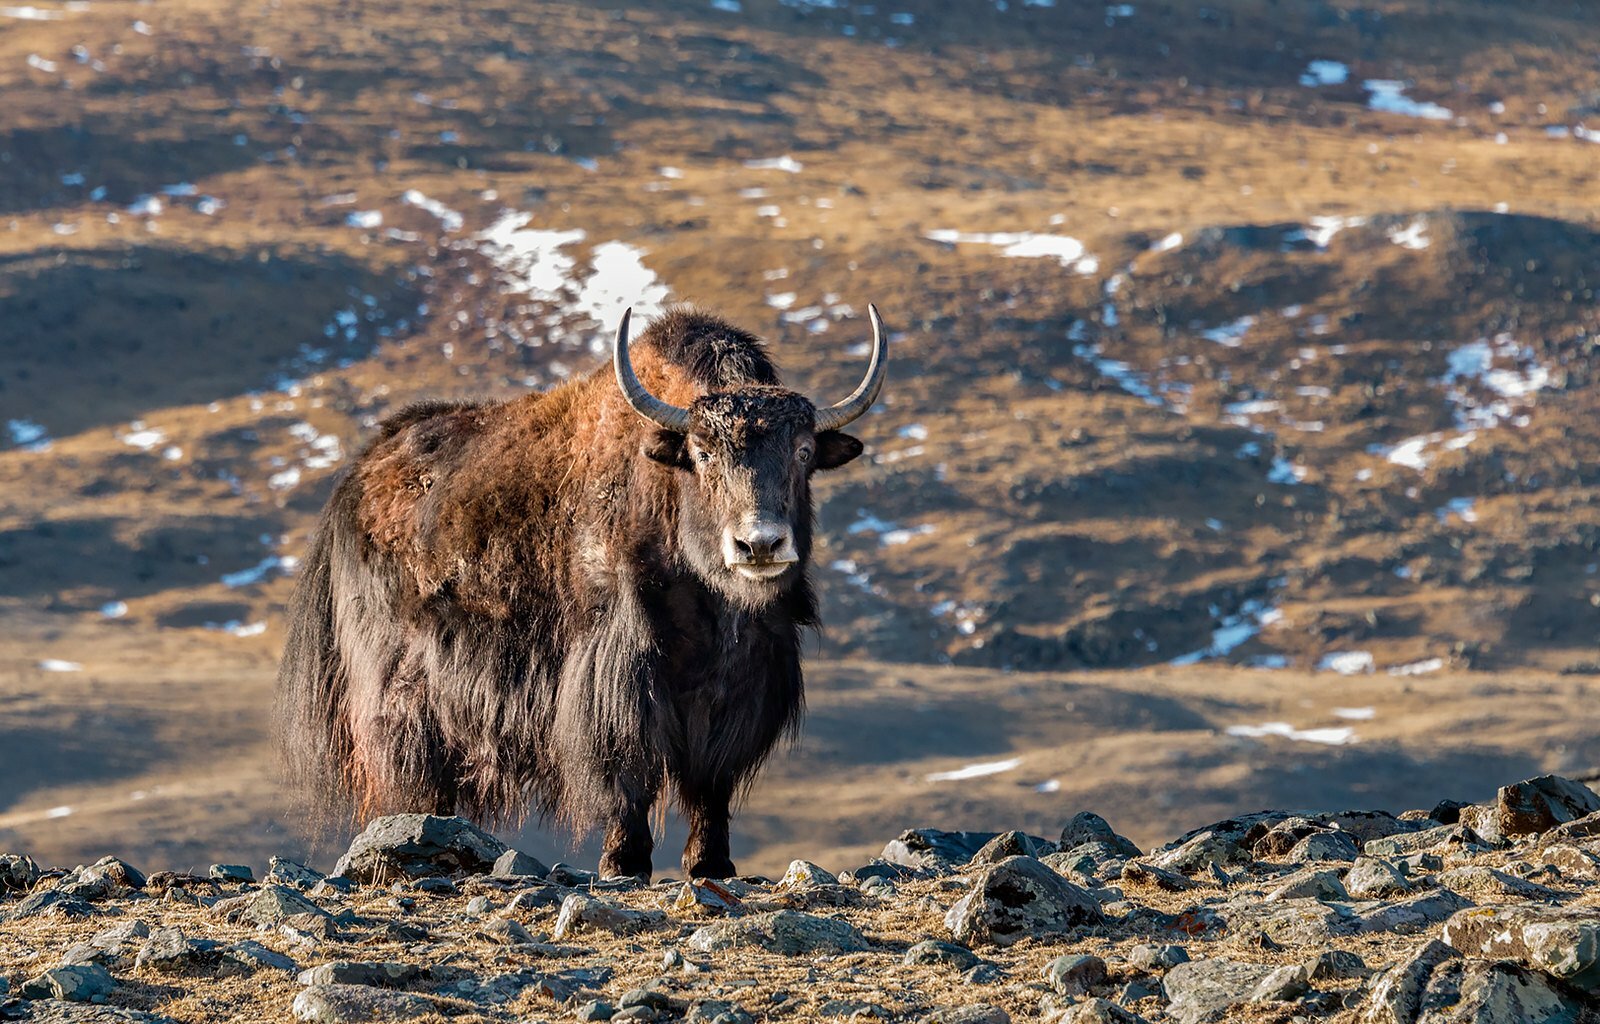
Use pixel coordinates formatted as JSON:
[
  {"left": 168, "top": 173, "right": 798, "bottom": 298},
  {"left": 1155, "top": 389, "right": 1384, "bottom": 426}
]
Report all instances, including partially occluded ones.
[
  {"left": 1388, "top": 219, "right": 1430, "bottom": 250},
  {"left": 1317, "top": 650, "right": 1375, "bottom": 675},
  {"left": 221, "top": 555, "right": 298, "bottom": 588},
  {"left": 1073, "top": 343, "right": 1163, "bottom": 406},
  {"left": 475, "top": 213, "right": 668, "bottom": 326},
  {"left": 45, "top": 805, "right": 73, "bottom": 819},
  {"left": 1364, "top": 80, "right": 1452, "bottom": 121},
  {"left": 1388, "top": 657, "right": 1445, "bottom": 676},
  {"left": 345, "top": 210, "right": 382, "bottom": 229},
  {"left": 402, "top": 189, "right": 463, "bottom": 232},
  {"left": 744, "top": 155, "right": 803, "bottom": 173},
  {"left": 1201, "top": 316, "right": 1255, "bottom": 347},
  {"left": 926, "top": 229, "right": 1097, "bottom": 273},
  {"left": 1436, "top": 497, "right": 1478, "bottom": 523},
  {"left": 1226, "top": 722, "right": 1357, "bottom": 746},
  {"left": 1170, "top": 598, "right": 1279, "bottom": 665},
  {"left": 268, "top": 466, "right": 302, "bottom": 491},
  {"left": 1299, "top": 60, "right": 1349, "bottom": 87},
  {"left": 118, "top": 425, "right": 166, "bottom": 451},
  {"left": 925, "top": 758, "right": 1022, "bottom": 782},
  {"left": 26, "top": 54, "right": 58, "bottom": 72},
  {"left": 2, "top": 6, "right": 65, "bottom": 19},
  {"left": 880, "top": 524, "right": 935, "bottom": 546},
  {"left": 7, "top": 419, "right": 51, "bottom": 451},
  {"left": 1289, "top": 215, "right": 1366, "bottom": 250},
  {"left": 39, "top": 659, "right": 82, "bottom": 672},
  {"left": 1150, "top": 231, "right": 1184, "bottom": 253},
  {"left": 100, "top": 601, "right": 128, "bottom": 618},
  {"left": 1333, "top": 707, "right": 1376, "bottom": 720}
]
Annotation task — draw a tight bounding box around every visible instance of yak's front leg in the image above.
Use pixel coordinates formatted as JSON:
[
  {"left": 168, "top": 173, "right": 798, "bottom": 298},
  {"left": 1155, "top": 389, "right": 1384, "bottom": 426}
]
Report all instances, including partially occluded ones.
[
  {"left": 598, "top": 766, "right": 659, "bottom": 880},
  {"left": 679, "top": 779, "right": 737, "bottom": 879}
]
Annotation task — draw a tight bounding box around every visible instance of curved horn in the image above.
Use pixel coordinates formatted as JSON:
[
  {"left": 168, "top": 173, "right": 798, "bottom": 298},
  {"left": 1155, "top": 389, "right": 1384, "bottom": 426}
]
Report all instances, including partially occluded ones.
[
  {"left": 613, "top": 307, "right": 691, "bottom": 432},
  {"left": 814, "top": 303, "right": 888, "bottom": 432}
]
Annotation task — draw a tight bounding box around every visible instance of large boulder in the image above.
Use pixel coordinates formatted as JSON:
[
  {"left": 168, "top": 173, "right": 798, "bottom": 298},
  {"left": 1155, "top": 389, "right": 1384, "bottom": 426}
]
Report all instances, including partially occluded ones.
[
  {"left": 333, "top": 815, "right": 507, "bottom": 883},
  {"left": 1442, "top": 906, "right": 1600, "bottom": 993},
  {"left": 1161, "top": 959, "right": 1277, "bottom": 1024},
  {"left": 880, "top": 829, "right": 1001, "bottom": 873},
  {"left": 1362, "top": 939, "right": 1590, "bottom": 1024},
  {"left": 1147, "top": 812, "right": 1288, "bottom": 874},
  {"left": 944, "top": 856, "right": 1103, "bottom": 946},
  {"left": 687, "top": 910, "right": 868, "bottom": 955},
  {"left": 1496, "top": 776, "right": 1600, "bottom": 839}
]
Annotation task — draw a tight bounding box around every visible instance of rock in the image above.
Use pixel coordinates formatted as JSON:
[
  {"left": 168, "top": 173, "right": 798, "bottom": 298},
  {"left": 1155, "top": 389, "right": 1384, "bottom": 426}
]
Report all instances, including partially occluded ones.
[
  {"left": 1252, "top": 818, "right": 1326, "bottom": 858},
  {"left": 1287, "top": 830, "right": 1360, "bottom": 863},
  {"left": 1366, "top": 824, "right": 1488, "bottom": 857},
  {"left": 133, "top": 928, "right": 240, "bottom": 975},
  {"left": 506, "top": 884, "right": 570, "bottom": 911},
  {"left": 1121, "top": 861, "right": 1200, "bottom": 891},
  {"left": 297, "top": 961, "right": 422, "bottom": 988},
  {"left": 778, "top": 860, "right": 839, "bottom": 889},
  {"left": 880, "top": 829, "right": 1001, "bottom": 873},
  {"left": 1060, "top": 812, "right": 1142, "bottom": 858},
  {"left": 332, "top": 814, "right": 507, "bottom": 883},
  {"left": 1497, "top": 775, "right": 1600, "bottom": 839},
  {"left": 20, "top": 964, "right": 116, "bottom": 1002},
  {"left": 0, "top": 853, "right": 40, "bottom": 891},
  {"left": 238, "top": 885, "right": 330, "bottom": 927},
  {"left": 1442, "top": 905, "right": 1600, "bottom": 993},
  {"left": 1148, "top": 812, "right": 1288, "bottom": 875},
  {"left": 1044, "top": 841, "right": 1130, "bottom": 880},
  {"left": 577, "top": 1001, "right": 616, "bottom": 1021},
  {"left": 688, "top": 909, "right": 867, "bottom": 955},
  {"left": 410, "top": 876, "right": 456, "bottom": 896},
  {"left": 6, "top": 888, "right": 95, "bottom": 921},
  {"left": 91, "top": 919, "right": 151, "bottom": 954},
  {"left": 551, "top": 893, "right": 664, "bottom": 940},
  {"left": 944, "top": 856, "right": 1103, "bottom": 947},
  {"left": 672, "top": 879, "right": 741, "bottom": 915},
  {"left": 1320, "top": 810, "right": 1420, "bottom": 844},
  {"left": 1347, "top": 856, "right": 1412, "bottom": 899},
  {"left": 1264, "top": 867, "right": 1349, "bottom": 902},
  {"left": 1162, "top": 959, "right": 1277, "bottom": 1024},
  {"left": 209, "top": 864, "right": 254, "bottom": 883},
  {"left": 1361, "top": 938, "right": 1459, "bottom": 1023},
  {"left": 291, "top": 983, "right": 435, "bottom": 1022},
  {"left": 926, "top": 1006, "right": 1010, "bottom": 1024},
  {"left": 267, "top": 857, "right": 325, "bottom": 888},
  {"left": 476, "top": 917, "right": 533, "bottom": 945},
  {"left": 464, "top": 894, "right": 491, "bottom": 916},
  {"left": 1364, "top": 943, "right": 1589, "bottom": 1024},
  {"left": 1220, "top": 897, "right": 1356, "bottom": 947},
  {"left": 19, "top": 1006, "right": 174, "bottom": 1023},
  {"left": 1549, "top": 810, "right": 1600, "bottom": 841},
  {"left": 1249, "top": 964, "right": 1310, "bottom": 1002},
  {"left": 89, "top": 857, "right": 146, "bottom": 890},
  {"left": 1043, "top": 953, "right": 1106, "bottom": 995},
  {"left": 547, "top": 863, "right": 599, "bottom": 887},
  {"left": 1307, "top": 949, "right": 1369, "bottom": 980},
  {"left": 1437, "top": 865, "right": 1557, "bottom": 898},
  {"left": 904, "top": 940, "right": 982, "bottom": 970},
  {"left": 971, "top": 830, "right": 1057, "bottom": 865},
  {"left": 1048, "top": 999, "right": 1147, "bottom": 1023},
  {"left": 490, "top": 848, "right": 548, "bottom": 880},
  {"left": 229, "top": 940, "right": 298, "bottom": 973},
  {"left": 1129, "top": 943, "right": 1190, "bottom": 971},
  {"left": 1540, "top": 844, "right": 1600, "bottom": 879},
  {"left": 687, "top": 1000, "right": 753, "bottom": 1024},
  {"left": 1354, "top": 890, "right": 1474, "bottom": 935}
]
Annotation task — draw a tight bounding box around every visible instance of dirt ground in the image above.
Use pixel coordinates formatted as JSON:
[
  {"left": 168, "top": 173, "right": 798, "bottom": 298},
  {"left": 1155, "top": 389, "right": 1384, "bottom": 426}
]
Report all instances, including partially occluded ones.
[{"left": 1, "top": 0, "right": 1598, "bottom": 877}]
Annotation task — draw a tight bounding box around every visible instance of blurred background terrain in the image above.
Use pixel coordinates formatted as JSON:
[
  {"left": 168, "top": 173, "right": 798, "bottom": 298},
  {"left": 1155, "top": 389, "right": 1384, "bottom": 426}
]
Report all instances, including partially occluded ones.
[{"left": 1, "top": 0, "right": 1598, "bottom": 876}]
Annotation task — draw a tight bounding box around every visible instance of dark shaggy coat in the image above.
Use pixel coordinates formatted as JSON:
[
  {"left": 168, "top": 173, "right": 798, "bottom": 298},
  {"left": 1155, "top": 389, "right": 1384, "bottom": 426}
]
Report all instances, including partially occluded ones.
[{"left": 277, "top": 309, "right": 833, "bottom": 878}]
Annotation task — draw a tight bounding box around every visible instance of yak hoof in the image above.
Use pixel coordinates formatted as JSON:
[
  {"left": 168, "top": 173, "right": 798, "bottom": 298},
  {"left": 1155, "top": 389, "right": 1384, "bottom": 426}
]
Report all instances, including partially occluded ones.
[
  {"left": 684, "top": 856, "right": 737, "bottom": 880},
  {"left": 599, "top": 852, "right": 653, "bottom": 882}
]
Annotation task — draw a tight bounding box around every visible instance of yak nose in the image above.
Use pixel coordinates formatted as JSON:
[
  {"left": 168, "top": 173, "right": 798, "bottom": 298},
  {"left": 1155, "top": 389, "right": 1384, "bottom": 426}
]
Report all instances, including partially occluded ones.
[{"left": 734, "top": 522, "right": 793, "bottom": 562}]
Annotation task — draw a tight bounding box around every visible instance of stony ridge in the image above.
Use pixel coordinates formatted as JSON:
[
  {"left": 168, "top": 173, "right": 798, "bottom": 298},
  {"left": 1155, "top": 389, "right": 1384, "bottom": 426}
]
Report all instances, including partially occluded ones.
[{"left": 6, "top": 775, "right": 1600, "bottom": 1023}]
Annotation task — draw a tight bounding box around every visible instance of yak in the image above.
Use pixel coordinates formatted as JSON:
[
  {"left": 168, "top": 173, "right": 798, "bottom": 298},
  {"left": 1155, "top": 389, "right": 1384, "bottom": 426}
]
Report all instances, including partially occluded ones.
[{"left": 276, "top": 304, "right": 887, "bottom": 879}]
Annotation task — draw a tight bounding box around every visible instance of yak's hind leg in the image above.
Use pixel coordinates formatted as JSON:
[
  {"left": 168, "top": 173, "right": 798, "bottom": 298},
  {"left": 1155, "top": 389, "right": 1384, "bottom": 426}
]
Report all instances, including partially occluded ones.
[
  {"left": 597, "top": 761, "right": 660, "bottom": 880},
  {"left": 343, "top": 635, "right": 461, "bottom": 817},
  {"left": 677, "top": 776, "right": 737, "bottom": 880}
]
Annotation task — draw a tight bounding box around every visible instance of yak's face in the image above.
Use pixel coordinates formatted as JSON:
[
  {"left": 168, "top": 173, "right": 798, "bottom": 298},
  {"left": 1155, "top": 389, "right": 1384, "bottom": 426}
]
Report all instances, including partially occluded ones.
[{"left": 644, "top": 387, "right": 863, "bottom": 601}]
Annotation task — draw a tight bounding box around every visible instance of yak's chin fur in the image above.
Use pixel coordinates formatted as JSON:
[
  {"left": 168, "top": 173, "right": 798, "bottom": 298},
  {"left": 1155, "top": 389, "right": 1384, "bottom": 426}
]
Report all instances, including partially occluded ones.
[{"left": 276, "top": 306, "right": 846, "bottom": 878}]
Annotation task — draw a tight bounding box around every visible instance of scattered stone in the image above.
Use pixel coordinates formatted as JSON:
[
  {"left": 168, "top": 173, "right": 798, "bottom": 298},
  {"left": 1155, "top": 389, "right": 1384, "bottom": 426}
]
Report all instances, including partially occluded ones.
[
  {"left": 506, "top": 884, "right": 570, "bottom": 911},
  {"left": 20, "top": 964, "right": 117, "bottom": 1002},
  {"left": 1047, "top": 998, "right": 1147, "bottom": 1023},
  {"left": 672, "top": 879, "right": 741, "bottom": 915},
  {"left": 1361, "top": 938, "right": 1459, "bottom": 1023},
  {"left": 778, "top": 860, "right": 838, "bottom": 889},
  {"left": 1252, "top": 817, "right": 1325, "bottom": 858},
  {"left": 1347, "top": 856, "right": 1412, "bottom": 899},
  {"left": 267, "top": 858, "right": 324, "bottom": 888},
  {"left": 1437, "top": 865, "right": 1557, "bottom": 898},
  {"left": 1162, "top": 959, "right": 1277, "bottom": 1024},
  {"left": 577, "top": 1001, "right": 616, "bottom": 1022},
  {"left": 547, "top": 863, "right": 599, "bottom": 887},
  {"left": 1249, "top": 964, "right": 1310, "bottom": 1002},
  {"left": 904, "top": 939, "right": 982, "bottom": 970},
  {"left": 1264, "top": 867, "right": 1348, "bottom": 902},
  {"left": 1442, "top": 905, "right": 1600, "bottom": 993},
  {"left": 209, "top": 864, "right": 254, "bottom": 883},
  {"left": 688, "top": 910, "right": 868, "bottom": 955},
  {"left": 926, "top": 1005, "right": 1010, "bottom": 1024},
  {"left": 91, "top": 919, "right": 150, "bottom": 954},
  {"left": 0, "top": 853, "right": 40, "bottom": 891},
  {"left": 6, "top": 888, "right": 96, "bottom": 921},
  {"left": 235, "top": 885, "right": 329, "bottom": 927},
  {"left": 1219, "top": 897, "right": 1354, "bottom": 946},
  {"left": 944, "top": 856, "right": 1103, "bottom": 946},
  {"left": 1043, "top": 953, "right": 1106, "bottom": 995},
  {"left": 1060, "top": 812, "right": 1142, "bottom": 858},
  {"left": 291, "top": 983, "right": 435, "bottom": 1022},
  {"left": 971, "top": 830, "right": 1057, "bottom": 865},
  {"left": 552, "top": 893, "right": 664, "bottom": 940},
  {"left": 1354, "top": 890, "right": 1474, "bottom": 935},
  {"left": 1128, "top": 943, "right": 1189, "bottom": 972},
  {"left": 1287, "top": 830, "right": 1360, "bottom": 863},
  {"left": 880, "top": 829, "right": 1003, "bottom": 873},
  {"left": 411, "top": 876, "right": 457, "bottom": 896},
  {"left": 491, "top": 848, "right": 548, "bottom": 880},
  {"left": 1364, "top": 942, "right": 1588, "bottom": 1024},
  {"left": 476, "top": 917, "right": 533, "bottom": 945},
  {"left": 229, "top": 940, "right": 297, "bottom": 973},
  {"left": 333, "top": 814, "right": 507, "bottom": 883},
  {"left": 1121, "top": 861, "right": 1200, "bottom": 892},
  {"left": 89, "top": 857, "right": 146, "bottom": 890},
  {"left": 1148, "top": 813, "right": 1287, "bottom": 875},
  {"left": 687, "top": 1000, "right": 753, "bottom": 1024},
  {"left": 1365, "top": 823, "right": 1488, "bottom": 857},
  {"left": 297, "top": 961, "right": 422, "bottom": 988},
  {"left": 1496, "top": 775, "right": 1600, "bottom": 839},
  {"left": 133, "top": 928, "right": 241, "bottom": 975},
  {"left": 1306, "top": 949, "right": 1369, "bottom": 980},
  {"left": 1043, "top": 842, "right": 1128, "bottom": 880},
  {"left": 464, "top": 894, "right": 491, "bottom": 916}
]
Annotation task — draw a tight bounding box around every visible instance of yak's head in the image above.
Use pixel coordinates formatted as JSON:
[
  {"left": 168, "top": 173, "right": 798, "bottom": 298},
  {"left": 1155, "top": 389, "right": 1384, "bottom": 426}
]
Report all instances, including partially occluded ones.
[{"left": 613, "top": 306, "right": 887, "bottom": 605}]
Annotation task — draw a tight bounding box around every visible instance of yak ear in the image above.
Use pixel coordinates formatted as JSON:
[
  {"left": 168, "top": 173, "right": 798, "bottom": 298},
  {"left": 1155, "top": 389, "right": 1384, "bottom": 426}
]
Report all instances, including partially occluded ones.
[
  {"left": 814, "top": 430, "right": 864, "bottom": 470},
  {"left": 642, "top": 429, "right": 692, "bottom": 469}
]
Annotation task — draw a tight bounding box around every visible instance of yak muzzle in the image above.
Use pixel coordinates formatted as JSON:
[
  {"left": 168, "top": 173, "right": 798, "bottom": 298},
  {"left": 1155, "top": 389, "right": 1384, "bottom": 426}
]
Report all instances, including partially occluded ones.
[{"left": 722, "top": 520, "right": 798, "bottom": 580}]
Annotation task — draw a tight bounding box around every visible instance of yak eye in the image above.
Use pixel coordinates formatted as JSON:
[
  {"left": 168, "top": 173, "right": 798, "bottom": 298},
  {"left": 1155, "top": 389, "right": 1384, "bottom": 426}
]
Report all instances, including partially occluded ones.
[
  {"left": 696, "top": 449, "right": 713, "bottom": 464},
  {"left": 796, "top": 445, "right": 814, "bottom": 463}
]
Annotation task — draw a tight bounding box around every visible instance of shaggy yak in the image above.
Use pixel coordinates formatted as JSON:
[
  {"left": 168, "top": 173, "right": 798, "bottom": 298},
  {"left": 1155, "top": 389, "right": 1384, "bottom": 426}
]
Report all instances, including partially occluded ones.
[{"left": 277, "top": 305, "right": 887, "bottom": 879}]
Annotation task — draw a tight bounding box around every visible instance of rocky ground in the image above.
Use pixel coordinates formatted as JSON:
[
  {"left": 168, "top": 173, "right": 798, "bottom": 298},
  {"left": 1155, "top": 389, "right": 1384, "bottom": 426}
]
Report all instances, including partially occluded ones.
[{"left": 6, "top": 773, "right": 1600, "bottom": 1023}]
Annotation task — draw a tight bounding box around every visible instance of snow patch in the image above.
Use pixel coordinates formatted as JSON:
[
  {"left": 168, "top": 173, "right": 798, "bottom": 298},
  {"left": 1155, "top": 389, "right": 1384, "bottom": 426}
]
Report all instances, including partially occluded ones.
[
  {"left": 1317, "top": 650, "right": 1375, "bottom": 675},
  {"left": 925, "top": 758, "right": 1022, "bottom": 782},
  {"left": 1226, "top": 722, "right": 1357, "bottom": 746}
]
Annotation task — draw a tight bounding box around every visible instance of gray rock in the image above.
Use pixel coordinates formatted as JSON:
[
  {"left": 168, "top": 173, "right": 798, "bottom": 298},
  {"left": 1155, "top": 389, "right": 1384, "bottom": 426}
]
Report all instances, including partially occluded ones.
[
  {"left": 1043, "top": 841, "right": 1129, "bottom": 880},
  {"left": 1287, "top": 830, "right": 1360, "bottom": 863},
  {"left": 1497, "top": 775, "right": 1600, "bottom": 839},
  {"left": 1162, "top": 959, "right": 1276, "bottom": 1024},
  {"left": 1149, "top": 812, "right": 1290, "bottom": 874},
  {"left": 1129, "top": 943, "right": 1190, "bottom": 971},
  {"left": 267, "top": 857, "right": 325, "bottom": 888},
  {"left": 333, "top": 814, "right": 507, "bottom": 883},
  {"left": 1366, "top": 824, "right": 1489, "bottom": 857},
  {"left": 971, "top": 830, "right": 1057, "bottom": 865},
  {"left": 20, "top": 963, "right": 117, "bottom": 1002},
  {"left": 1060, "top": 812, "right": 1141, "bottom": 858},
  {"left": 239, "top": 885, "right": 330, "bottom": 927},
  {"left": 1121, "top": 861, "right": 1200, "bottom": 891},
  {"left": 1347, "top": 856, "right": 1412, "bottom": 899},
  {"left": 1220, "top": 897, "right": 1356, "bottom": 946},
  {"left": 21, "top": 1005, "right": 176, "bottom": 1024},
  {"left": 91, "top": 919, "right": 151, "bottom": 955},
  {"left": 1362, "top": 938, "right": 1459, "bottom": 1023},
  {"left": 944, "top": 856, "right": 1103, "bottom": 947},
  {"left": 1354, "top": 890, "right": 1474, "bottom": 935},
  {"left": 229, "top": 940, "right": 298, "bottom": 973},
  {"left": 1249, "top": 964, "right": 1310, "bottom": 1002},
  {"left": 1306, "top": 949, "right": 1369, "bottom": 980},
  {"left": 778, "top": 859, "right": 839, "bottom": 889},
  {"left": 1252, "top": 818, "right": 1326, "bottom": 858},
  {"left": 0, "top": 852, "right": 41, "bottom": 891},
  {"left": 133, "top": 928, "right": 239, "bottom": 975},
  {"left": 687, "top": 1000, "right": 753, "bottom": 1024},
  {"left": 903, "top": 939, "right": 982, "bottom": 970},
  {"left": 89, "top": 857, "right": 146, "bottom": 890},
  {"left": 1043, "top": 953, "right": 1106, "bottom": 995},
  {"left": 464, "top": 894, "right": 491, "bottom": 916},
  {"left": 1437, "top": 865, "right": 1557, "bottom": 898},
  {"left": 6, "top": 888, "right": 96, "bottom": 921},
  {"left": 551, "top": 893, "right": 664, "bottom": 940},
  {"left": 1048, "top": 998, "right": 1147, "bottom": 1023},
  {"left": 291, "top": 983, "right": 435, "bottom": 1022},
  {"left": 881, "top": 829, "right": 1002, "bottom": 873},
  {"left": 297, "top": 961, "right": 421, "bottom": 988},
  {"left": 1442, "top": 905, "right": 1600, "bottom": 993},
  {"left": 926, "top": 1006, "right": 1010, "bottom": 1024},
  {"left": 1364, "top": 942, "right": 1588, "bottom": 1024},
  {"left": 1539, "top": 844, "right": 1600, "bottom": 879},
  {"left": 688, "top": 910, "right": 868, "bottom": 955},
  {"left": 476, "top": 917, "right": 533, "bottom": 945},
  {"left": 490, "top": 848, "right": 548, "bottom": 880},
  {"left": 577, "top": 1001, "right": 616, "bottom": 1021},
  {"left": 1319, "top": 810, "right": 1419, "bottom": 844},
  {"left": 1265, "top": 867, "right": 1349, "bottom": 902},
  {"left": 209, "top": 863, "right": 254, "bottom": 883},
  {"left": 506, "top": 884, "right": 570, "bottom": 911}
]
